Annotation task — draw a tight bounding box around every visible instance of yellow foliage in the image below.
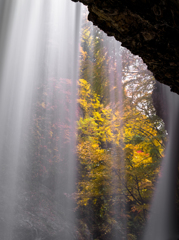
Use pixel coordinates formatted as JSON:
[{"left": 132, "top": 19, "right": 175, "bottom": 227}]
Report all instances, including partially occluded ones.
[
  {"left": 49, "top": 131, "right": 53, "bottom": 137},
  {"left": 76, "top": 77, "right": 165, "bottom": 237},
  {"left": 41, "top": 102, "right": 46, "bottom": 108}
]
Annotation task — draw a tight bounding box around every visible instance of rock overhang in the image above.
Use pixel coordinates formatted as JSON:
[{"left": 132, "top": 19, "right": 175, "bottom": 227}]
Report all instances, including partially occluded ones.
[{"left": 72, "top": 0, "right": 179, "bottom": 94}]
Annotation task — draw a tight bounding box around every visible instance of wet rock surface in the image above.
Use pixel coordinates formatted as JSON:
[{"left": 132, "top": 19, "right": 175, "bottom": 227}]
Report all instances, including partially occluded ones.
[{"left": 73, "top": 0, "right": 179, "bottom": 94}]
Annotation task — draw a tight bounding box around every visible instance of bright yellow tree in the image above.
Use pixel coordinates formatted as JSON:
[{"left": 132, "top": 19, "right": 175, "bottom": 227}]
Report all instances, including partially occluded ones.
[
  {"left": 76, "top": 79, "right": 165, "bottom": 239},
  {"left": 76, "top": 79, "right": 125, "bottom": 239}
]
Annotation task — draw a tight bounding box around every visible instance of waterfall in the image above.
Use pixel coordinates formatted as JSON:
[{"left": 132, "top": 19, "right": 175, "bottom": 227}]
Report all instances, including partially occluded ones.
[
  {"left": 0, "top": 0, "right": 81, "bottom": 239},
  {"left": 0, "top": 0, "right": 178, "bottom": 239},
  {"left": 144, "top": 84, "right": 179, "bottom": 240}
]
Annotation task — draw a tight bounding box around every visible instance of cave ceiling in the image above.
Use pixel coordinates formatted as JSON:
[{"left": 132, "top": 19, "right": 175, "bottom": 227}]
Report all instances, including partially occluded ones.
[{"left": 72, "top": 0, "right": 179, "bottom": 94}]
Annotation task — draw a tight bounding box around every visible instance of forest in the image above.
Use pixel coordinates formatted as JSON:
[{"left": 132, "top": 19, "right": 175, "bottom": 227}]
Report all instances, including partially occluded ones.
[
  {"left": 75, "top": 16, "right": 166, "bottom": 240},
  {"left": 22, "top": 13, "right": 167, "bottom": 240},
  {"left": 2, "top": 0, "right": 179, "bottom": 239}
]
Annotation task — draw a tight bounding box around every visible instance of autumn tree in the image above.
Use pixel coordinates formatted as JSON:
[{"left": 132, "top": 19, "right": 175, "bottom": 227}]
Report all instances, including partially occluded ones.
[
  {"left": 77, "top": 13, "right": 166, "bottom": 240},
  {"left": 76, "top": 79, "right": 125, "bottom": 240},
  {"left": 121, "top": 48, "right": 166, "bottom": 238},
  {"left": 76, "top": 77, "right": 165, "bottom": 239},
  {"left": 80, "top": 10, "right": 122, "bottom": 106}
]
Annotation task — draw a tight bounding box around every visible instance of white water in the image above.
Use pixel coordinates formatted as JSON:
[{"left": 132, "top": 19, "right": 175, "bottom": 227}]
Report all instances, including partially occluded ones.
[
  {"left": 0, "top": 0, "right": 81, "bottom": 239},
  {"left": 144, "top": 84, "right": 179, "bottom": 240},
  {"left": 0, "top": 0, "right": 178, "bottom": 239}
]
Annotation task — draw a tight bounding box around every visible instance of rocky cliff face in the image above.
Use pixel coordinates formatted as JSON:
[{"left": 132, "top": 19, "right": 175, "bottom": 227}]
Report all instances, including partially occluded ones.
[{"left": 73, "top": 0, "right": 179, "bottom": 94}]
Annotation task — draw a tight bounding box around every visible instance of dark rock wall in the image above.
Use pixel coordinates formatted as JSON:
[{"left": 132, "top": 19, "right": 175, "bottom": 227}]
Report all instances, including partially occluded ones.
[{"left": 73, "top": 0, "right": 179, "bottom": 94}]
